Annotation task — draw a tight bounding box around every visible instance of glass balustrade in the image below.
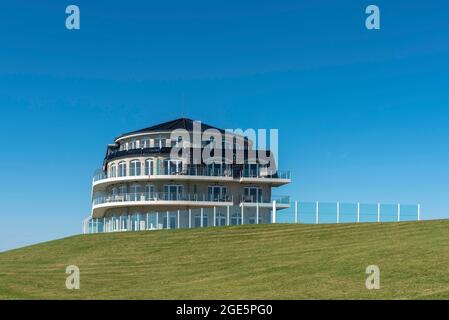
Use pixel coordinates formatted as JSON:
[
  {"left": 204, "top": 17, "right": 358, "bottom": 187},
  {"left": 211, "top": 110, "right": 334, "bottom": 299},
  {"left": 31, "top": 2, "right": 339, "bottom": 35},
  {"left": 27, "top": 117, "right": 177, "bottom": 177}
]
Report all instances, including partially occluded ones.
[
  {"left": 241, "top": 195, "right": 290, "bottom": 204},
  {"left": 93, "top": 192, "right": 233, "bottom": 205},
  {"left": 93, "top": 166, "right": 290, "bottom": 182}
]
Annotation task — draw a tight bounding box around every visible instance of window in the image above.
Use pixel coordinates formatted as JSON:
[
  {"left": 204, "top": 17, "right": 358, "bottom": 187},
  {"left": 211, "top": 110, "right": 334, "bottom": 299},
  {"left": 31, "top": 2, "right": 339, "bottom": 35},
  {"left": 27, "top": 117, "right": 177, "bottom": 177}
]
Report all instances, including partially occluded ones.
[
  {"left": 207, "top": 163, "right": 222, "bottom": 176},
  {"left": 244, "top": 163, "right": 259, "bottom": 177},
  {"left": 118, "top": 185, "right": 127, "bottom": 195},
  {"left": 145, "top": 159, "right": 154, "bottom": 175},
  {"left": 164, "top": 185, "right": 184, "bottom": 200},
  {"left": 155, "top": 136, "right": 166, "bottom": 148},
  {"left": 129, "top": 140, "right": 138, "bottom": 150},
  {"left": 118, "top": 162, "right": 127, "bottom": 177},
  {"left": 208, "top": 186, "right": 227, "bottom": 201},
  {"left": 109, "top": 164, "right": 117, "bottom": 178},
  {"left": 231, "top": 212, "right": 242, "bottom": 225},
  {"left": 163, "top": 159, "right": 182, "bottom": 175},
  {"left": 130, "top": 184, "right": 141, "bottom": 201},
  {"left": 140, "top": 138, "right": 150, "bottom": 149},
  {"left": 216, "top": 213, "right": 226, "bottom": 226},
  {"left": 248, "top": 215, "right": 262, "bottom": 225},
  {"left": 194, "top": 214, "right": 208, "bottom": 228},
  {"left": 244, "top": 186, "right": 263, "bottom": 203},
  {"left": 163, "top": 213, "right": 177, "bottom": 229},
  {"left": 145, "top": 184, "right": 155, "bottom": 199},
  {"left": 129, "top": 160, "right": 141, "bottom": 176}
]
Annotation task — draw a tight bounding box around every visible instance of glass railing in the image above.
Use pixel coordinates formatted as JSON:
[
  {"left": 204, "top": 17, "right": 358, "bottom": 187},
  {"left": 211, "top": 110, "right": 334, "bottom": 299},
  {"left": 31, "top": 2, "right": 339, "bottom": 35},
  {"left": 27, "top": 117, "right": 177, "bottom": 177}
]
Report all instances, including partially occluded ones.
[
  {"left": 93, "top": 167, "right": 291, "bottom": 182},
  {"left": 93, "top": 169, "right": 107, "bottom": 182},
  {"left": 240, "top": 170, "right": 291, "bottom": 179},
  {"left": 93, "top": 192, "right": 233, "bottom": 206},
  {"left": 241, "top": 195, "right": 290, "bottom": 204}
]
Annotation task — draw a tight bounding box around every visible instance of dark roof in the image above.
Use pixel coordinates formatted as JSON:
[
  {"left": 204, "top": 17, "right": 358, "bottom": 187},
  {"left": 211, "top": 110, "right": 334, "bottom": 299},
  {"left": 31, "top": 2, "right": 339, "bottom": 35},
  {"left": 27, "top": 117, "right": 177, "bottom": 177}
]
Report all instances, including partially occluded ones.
[{"left": 116, "top": 118, "right": 226, "bottom": 140}]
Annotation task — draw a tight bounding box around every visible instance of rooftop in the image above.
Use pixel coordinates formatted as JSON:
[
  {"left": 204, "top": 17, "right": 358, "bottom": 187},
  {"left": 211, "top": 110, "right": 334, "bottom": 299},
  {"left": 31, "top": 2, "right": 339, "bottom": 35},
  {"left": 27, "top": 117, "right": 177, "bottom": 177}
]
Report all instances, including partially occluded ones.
[{"left": 116, "top": 118, "right": 226, "bottom": 141}]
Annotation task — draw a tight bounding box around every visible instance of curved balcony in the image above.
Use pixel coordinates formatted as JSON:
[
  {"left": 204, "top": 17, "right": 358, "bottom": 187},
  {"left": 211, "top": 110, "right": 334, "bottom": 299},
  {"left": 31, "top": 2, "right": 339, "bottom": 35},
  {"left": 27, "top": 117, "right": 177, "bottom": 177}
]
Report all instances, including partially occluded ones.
[
  {"left": 92, "top": 192, "right": 234, "bottom": 218},
  {"left": 239, "top": 170, "right": 291, "bottom": 185},
  {"left": 240, "top": 195, "right": 291, "bottom": 209},
  {"left": 93, "top": 166, "right": 291, "bottom": 189}
]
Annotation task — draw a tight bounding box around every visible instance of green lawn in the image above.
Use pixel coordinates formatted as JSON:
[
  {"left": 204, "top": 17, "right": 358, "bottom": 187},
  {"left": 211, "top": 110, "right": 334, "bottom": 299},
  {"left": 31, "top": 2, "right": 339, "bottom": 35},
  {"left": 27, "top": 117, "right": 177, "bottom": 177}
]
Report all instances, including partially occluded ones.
[{"left": 1, "top": 220, "right": 449, "bottom": 299}]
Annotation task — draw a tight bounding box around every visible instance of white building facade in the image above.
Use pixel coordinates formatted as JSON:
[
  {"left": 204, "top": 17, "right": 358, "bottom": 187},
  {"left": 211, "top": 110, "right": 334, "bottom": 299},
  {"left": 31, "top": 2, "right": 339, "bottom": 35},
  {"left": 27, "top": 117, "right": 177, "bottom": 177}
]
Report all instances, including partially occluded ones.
[{"left": 83, "top": 118, "right": 290, "bottom": 233}]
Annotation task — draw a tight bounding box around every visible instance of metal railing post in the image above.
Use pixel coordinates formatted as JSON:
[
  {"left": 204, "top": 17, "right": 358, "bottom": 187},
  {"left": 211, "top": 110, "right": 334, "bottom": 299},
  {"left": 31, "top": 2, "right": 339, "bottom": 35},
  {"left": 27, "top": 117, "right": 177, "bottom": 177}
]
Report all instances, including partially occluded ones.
[
  {"left": 357, "top": 202, "right": 360, "bottom": 223},
  {"left": 200, "top": 208, "right": 204, "bottom": 228},
  {"left": 256, "top": 203, "right": 259, "bottom": 224},
  {"left": 336, "top": 201, "right": 340, "bottom": 224},
  {"left": 295, "top": 201, "right": 298, "bottom": 224},
  {"left": 377, "top": 203, "right": 381, "bottom": 223}
]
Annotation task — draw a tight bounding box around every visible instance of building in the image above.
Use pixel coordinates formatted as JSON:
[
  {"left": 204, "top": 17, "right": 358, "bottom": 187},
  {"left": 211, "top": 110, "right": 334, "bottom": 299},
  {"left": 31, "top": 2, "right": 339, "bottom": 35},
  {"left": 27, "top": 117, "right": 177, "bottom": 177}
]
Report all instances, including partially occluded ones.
[{"left": 83, "top": 118, "right": 291, "bottom": 233}]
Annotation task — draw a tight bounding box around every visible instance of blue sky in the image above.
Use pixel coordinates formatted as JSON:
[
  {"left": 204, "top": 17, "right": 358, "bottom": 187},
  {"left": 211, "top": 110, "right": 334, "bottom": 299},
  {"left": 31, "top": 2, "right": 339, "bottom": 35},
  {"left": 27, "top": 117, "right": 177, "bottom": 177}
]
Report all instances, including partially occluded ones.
[{"left": 1, "top": 0, "right": 449, "bottom": 251}]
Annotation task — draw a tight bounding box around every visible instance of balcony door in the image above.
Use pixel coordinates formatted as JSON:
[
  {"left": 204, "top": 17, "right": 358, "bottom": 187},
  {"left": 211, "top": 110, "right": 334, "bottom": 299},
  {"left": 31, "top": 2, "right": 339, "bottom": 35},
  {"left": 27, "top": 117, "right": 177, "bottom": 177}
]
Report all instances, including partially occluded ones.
[
  {"left": 244, "top": 163, "right": 259, "bottom": 177},
  {"left": 163, "top": 214, "right": 177, "bottom": 229},
  {"left": 244, "top": 187, "right": 262, "bottom": 203},
  {"left": 208, "top": 186, "right": 227, "bottom": 202},
  {"left": 130, "top": 184, "right": 141, "bottom": 201},
  {"left": 164, "top": 159, "right": 183, "bottom": 175},
  {"left": 164, "top": 185, "right": 184, "bottom": 201},
  {"left": 207, "top": 163, "right": 222, "bottom": 176}
]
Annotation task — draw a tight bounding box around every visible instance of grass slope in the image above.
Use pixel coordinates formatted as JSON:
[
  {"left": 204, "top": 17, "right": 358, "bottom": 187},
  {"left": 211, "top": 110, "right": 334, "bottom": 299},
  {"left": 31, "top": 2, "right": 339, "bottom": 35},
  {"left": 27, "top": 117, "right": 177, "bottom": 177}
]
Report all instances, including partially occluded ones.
[{"left": 1, "top": 220, "right": 449, "bottom": 299}]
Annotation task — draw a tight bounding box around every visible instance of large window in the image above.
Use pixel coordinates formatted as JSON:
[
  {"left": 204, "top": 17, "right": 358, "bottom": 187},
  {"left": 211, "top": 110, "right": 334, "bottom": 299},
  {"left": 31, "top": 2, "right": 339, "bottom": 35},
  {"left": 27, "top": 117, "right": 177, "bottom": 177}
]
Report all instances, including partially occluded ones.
[
  {"left": 164, "top": 159, "right": 182, "bottom": 175},
  {"left": 208, "top": 186, "right": 227, "bottom": 201},
  {"left": 207, "top": 163, "right": 223, "bottom": 176},
  {"left": 163, "top": 213, "right": 177, "bottom": 229},
  {"left": 108, "top": 164, "right": 117, "bottom": 178},
  {"left": 140, "top": 138, "right": 150, "bottom": 149},
  {"left": 244, "top": 163, "right": 259, "bottom": 177},
  {"left": 216, "top": 213, "right": 226, "bottom": 226},
  {"left": 244, "top": 186, "right": 263, "bottom": 203},
  {"left": 155, "top": 136, "right": 166, "bottom": 148},
  {"left": 119, "top": 186, "right": 127, "bottom": 194},
  {"left": 145, "top": 159, "right": 154, "bottom": 175},
  {"left": 231, "top": 212, "right": 242, "bottom": 225},
  {"left": 164, "top": 185, "right": 184, "bottom": 200},
  {"left": 129, "top": 140, "right": 138, "bottom": 150},
  {"left": 129, "top": 160, "right": 141, "bottom": 176},
  {"left": 130, "top": 184, "right": 141, "bottom": 201},
  {"left": 194, "top": 214, "right": 208, "bottom": 228},
  {"left": 145, "top": 184, "right": 155, "bottom": 199},
  {"left": 118, "top": 161, "right": 127, "bottom": 177}
]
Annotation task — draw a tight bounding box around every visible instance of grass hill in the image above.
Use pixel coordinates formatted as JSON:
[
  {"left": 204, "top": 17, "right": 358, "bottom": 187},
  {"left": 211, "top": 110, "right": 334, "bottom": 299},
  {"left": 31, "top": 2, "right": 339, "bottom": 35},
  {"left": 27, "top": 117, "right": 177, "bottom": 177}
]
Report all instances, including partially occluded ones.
[{"left": 1, "top": 220, "right": 449, "bottom": 299}]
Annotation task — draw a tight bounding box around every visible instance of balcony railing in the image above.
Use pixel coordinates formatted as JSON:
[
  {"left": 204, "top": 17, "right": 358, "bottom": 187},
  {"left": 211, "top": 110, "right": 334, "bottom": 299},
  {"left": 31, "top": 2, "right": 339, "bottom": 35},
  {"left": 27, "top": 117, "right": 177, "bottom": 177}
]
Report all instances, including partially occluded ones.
[
  {"left": 93, "top": 192, "right": 233, "bottom": 206},
  {"left": 241, "top": 195, "right": 290, "bottom": 204},
  {"left": 240, "top": 170, "right": 291, "bottom": 179},
  {"left": 93, "top": 166, "right": 291, "bottom": 182}
]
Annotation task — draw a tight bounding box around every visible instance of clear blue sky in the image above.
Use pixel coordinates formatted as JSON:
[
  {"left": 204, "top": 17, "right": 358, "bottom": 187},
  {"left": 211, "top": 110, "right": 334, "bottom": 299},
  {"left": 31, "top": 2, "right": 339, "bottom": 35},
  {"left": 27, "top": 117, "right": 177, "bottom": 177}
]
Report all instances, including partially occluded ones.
[{"left": 1, "top": 0, "right": 449, "bottom": 251}]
